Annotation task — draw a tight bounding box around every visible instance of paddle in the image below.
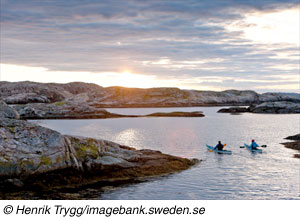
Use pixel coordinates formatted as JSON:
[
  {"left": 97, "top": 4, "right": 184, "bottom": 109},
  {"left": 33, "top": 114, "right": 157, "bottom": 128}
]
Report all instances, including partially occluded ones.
[
  {"left": 209, "top": 143, "right": 226, "bottom": 152},
  {"left": 240, "top": 144, "right": 267, "bottom": 148},
  {"left": 223, "top": 144, "right": 229, "bottom": 152}
]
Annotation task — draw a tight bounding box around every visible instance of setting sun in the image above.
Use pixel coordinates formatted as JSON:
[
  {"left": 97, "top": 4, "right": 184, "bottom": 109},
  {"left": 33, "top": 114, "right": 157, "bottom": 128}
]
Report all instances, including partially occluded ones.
[
  {"left": 0, "top": 64, "right": 168, "bottom": 88},
  {"left": 116, "top": 70, "right": 157, "bottom": 88}
]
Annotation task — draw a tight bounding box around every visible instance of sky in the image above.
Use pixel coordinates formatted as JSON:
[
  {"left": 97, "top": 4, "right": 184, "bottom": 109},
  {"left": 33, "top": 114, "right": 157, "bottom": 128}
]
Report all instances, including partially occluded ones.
[{"left": 0, "top": 0, "right": 299, "bottom": 92}]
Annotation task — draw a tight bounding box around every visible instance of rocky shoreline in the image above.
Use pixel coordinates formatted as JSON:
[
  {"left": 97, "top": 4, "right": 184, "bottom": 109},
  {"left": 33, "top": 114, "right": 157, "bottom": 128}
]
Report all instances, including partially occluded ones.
[
  {"left": 1, "top": 81, "right": 299, "bottom": 107},
  {"left": 0, "top": 101, "right": 199, "bottom": 199},
  {"left": 1, "top": 81, "right": 299, "bottom": 120},
  {"left": 12, "top": 102, "right": 204, "bottom": 120},
  {"left": 218, "top": 101, "right": 300, "bottom": 114},
  {"left": 281, "top": 134, "right": 300, "bottom": 158}
]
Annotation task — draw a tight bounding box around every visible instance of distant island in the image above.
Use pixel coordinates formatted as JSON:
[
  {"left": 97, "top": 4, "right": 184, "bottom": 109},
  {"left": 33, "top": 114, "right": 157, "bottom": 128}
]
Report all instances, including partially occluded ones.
[
  {"left": 1, "top": 81, "right": 299, "bottom": 120},
  {"left": 1, "top": 81, "right": 299, "bottom": 106}
]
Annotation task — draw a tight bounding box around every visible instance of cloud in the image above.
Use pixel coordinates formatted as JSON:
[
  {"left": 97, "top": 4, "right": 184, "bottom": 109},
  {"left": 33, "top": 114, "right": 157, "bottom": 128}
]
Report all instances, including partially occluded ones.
[{"left": 0, "top": 0, "right": 299, "bottom": 92}]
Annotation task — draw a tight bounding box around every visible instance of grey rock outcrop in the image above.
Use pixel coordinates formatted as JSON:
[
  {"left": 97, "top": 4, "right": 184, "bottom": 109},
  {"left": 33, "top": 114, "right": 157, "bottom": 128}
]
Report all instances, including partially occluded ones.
[
  {"left": 13, "top": 103, "right": 205, "bottom": 119},
  {"left": 285, "top": 134, "right": 300, "bottom": 141},
  {"left": 281, "top": 134, "right": 300, "bottom": 159},
  {"left": 13, "top": 102, "right": 117, "bottom": 119},
  {"left": 0, "top": 101, "right": 20, "bottom": 119},
  {"left": 147, "top": 111, "right": 204, "bottom": 117},
  {"left": 218, "top": 107, "right": 248, "bottom": 113},
  {"left": 0, "top": 117, "right": 198, "bottom": 191},
  {"left": 218, "top": 101, "right": 300, "bottom": 114},
  {"left": 0, "top": 118, "right": 80, "bottom": 178},
  {"left": 249, "top": 101, "right": 300, "bottom": 114},
  {"left": 258, "top": 93, "right": 299, "bottom": 102},
  {"left": 0, "top": 81, "right": 103, "bottom": 104}
]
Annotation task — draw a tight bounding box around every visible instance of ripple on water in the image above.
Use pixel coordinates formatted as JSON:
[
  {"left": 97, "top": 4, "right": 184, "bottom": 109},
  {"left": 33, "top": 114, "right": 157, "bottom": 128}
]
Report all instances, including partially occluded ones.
[{"left": 32, "top": 107, "right": 300, "bottom": 199}]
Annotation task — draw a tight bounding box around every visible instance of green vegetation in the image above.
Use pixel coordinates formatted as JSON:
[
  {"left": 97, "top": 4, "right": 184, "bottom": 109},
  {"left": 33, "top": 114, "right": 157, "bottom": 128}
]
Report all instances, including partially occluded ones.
[
  {"left": 55, "top": 155, "right": 62, "bottom": 163},
  {"left": 7, "top": 125, "right": 15, "bottom": 133},
  {"left": 40, "top": 156, "right": 52, "bottom": 166},
  {"left": 54, "top": 101, "right": 66, "bottom": 106},
  {"left": 75, "top": 138, "right": 99, "bottom": 159}
]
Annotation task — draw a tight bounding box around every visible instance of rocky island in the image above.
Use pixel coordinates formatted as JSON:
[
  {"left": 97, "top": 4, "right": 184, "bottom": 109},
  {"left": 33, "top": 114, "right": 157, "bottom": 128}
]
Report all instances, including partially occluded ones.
[
  {"left": 281, "top": 134, "right": 300, "bottom": 158},
  {"left": 13, "top": 101, "right": 204, "bottom": 119},
  {"left": 1, "top": 81, "right": 299, "bottom": 119},
  {"left": 218, "top": 102, "right": 300, "bottom": 114}
]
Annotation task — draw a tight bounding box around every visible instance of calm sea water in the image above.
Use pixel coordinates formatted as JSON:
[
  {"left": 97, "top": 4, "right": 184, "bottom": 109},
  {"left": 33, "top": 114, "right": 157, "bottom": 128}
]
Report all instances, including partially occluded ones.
[{"left": 32, "top": 107, "right": 300, "bottom": 199}]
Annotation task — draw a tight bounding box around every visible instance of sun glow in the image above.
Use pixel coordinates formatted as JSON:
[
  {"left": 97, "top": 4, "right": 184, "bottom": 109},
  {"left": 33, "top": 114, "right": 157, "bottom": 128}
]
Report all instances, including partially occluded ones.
[
  {"left": 112, "top": 70, "right": 159, "bottom": 88},
  {"left": 122, "top": 71, "right": 131, "bottom": 75},
  {"left": 1, "top": 63, "right": 299, "bottom": 92},
  {"left": 0, "top": 64, "right": 167, "bottom": 88}
]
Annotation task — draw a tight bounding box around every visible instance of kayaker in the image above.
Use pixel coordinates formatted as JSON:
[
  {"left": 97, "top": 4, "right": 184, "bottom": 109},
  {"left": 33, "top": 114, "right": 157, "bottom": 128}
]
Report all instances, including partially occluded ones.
[
  {"left": 250, "top": 139, "right": 259, "bottom": 150},
  {"left": 214, "top": 141, "right": 224, "bottom": 151}
]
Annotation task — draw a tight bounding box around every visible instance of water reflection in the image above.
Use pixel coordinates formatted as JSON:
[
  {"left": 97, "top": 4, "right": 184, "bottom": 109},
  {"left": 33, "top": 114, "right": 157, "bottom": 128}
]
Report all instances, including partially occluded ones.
[
  {"left": 114, "top": 129, "right": 144, "bottom": 150},
  {"left": 32, "top": 107, "right": 300, "bottom": 199}
]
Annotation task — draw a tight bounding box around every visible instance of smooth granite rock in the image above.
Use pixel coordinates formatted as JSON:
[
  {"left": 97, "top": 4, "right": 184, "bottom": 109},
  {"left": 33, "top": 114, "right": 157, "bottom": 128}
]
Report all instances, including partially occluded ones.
[
  {"left": 249, "top": 101, "right": 300, "bottom": 114},
  {"left": 13, "top": 102, "right": 118, "bottom": 119},
  {"left": 0, "top": 117, "right": 198, "bottom": 190},
  {"left": 13, "top": 103, "right": 206, "bottom": 119},
  {"left": 0, "top": 81, "right": 102, "bottom": 104},
  {"left": 0, "top": 101, "right": 20, "bottom": 119},
  {"left": 218, "top": 102, "right": 300, "bottom": 114}
]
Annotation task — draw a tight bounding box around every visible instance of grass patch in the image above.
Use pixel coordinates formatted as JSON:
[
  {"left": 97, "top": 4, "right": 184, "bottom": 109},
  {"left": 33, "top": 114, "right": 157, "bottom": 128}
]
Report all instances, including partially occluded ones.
[{"left": 54, "top": 101, "right": 66, "bottom": 106}]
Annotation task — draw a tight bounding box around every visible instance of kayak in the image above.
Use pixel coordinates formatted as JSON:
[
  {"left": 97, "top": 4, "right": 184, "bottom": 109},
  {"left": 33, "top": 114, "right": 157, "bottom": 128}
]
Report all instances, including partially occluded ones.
[
  {"left": 206, "top": 144, "right": 232, "bottom": 154},
  {"left": 244, "top": 144, "right": 263, "bottom": 153}
]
